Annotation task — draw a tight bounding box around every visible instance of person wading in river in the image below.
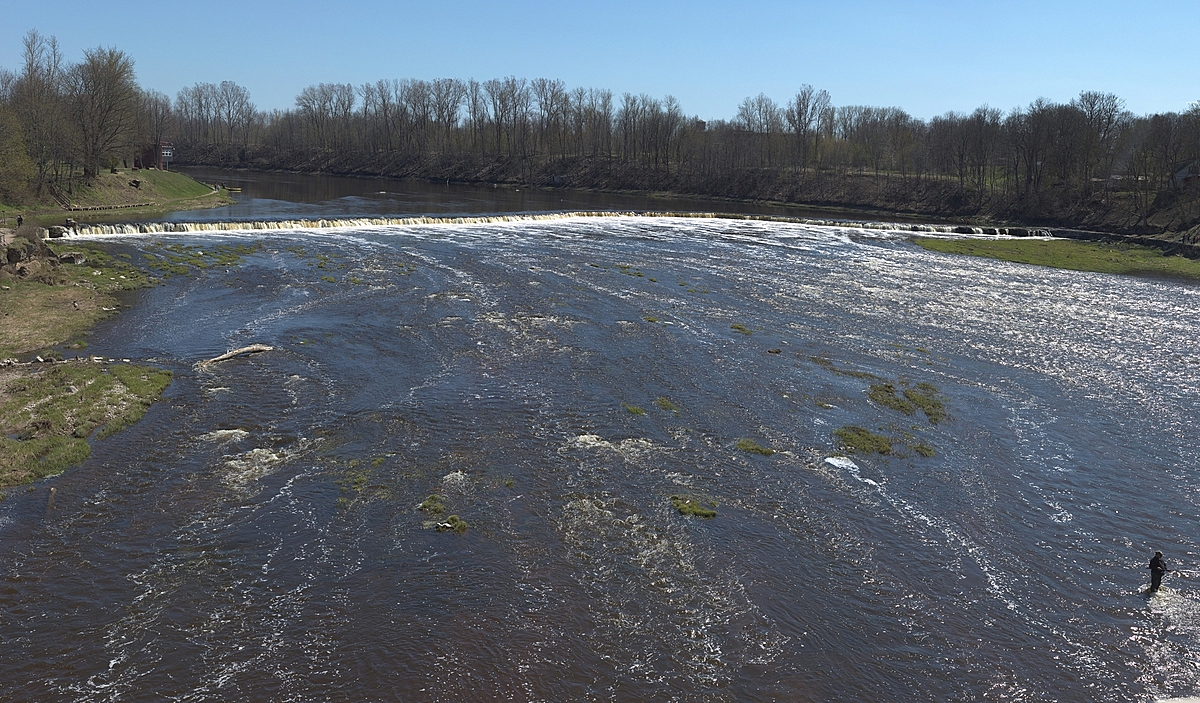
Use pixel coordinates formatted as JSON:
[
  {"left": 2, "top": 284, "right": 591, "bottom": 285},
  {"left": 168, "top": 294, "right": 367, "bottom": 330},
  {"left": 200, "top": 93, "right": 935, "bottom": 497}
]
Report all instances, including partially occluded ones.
[{"left": 1149, "top": 551, "right": 1169, "bottom": 593}]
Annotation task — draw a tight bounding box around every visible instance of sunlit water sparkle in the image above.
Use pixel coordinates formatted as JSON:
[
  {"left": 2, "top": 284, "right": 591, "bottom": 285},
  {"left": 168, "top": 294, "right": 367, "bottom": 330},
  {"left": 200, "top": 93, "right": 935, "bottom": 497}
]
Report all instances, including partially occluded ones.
[{"left": 1, "top": 216, "right": 1198, "bottom": 702}]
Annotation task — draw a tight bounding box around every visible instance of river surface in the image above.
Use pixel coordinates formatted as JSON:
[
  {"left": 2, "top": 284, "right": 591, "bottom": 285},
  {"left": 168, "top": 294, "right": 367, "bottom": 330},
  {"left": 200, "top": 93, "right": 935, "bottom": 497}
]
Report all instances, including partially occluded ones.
[
  {"left": 77, "top": 166, "right": 941, "bottom": 227},
  {"left": 2, "top": 208, "right": 1200, "bottom": 701}
]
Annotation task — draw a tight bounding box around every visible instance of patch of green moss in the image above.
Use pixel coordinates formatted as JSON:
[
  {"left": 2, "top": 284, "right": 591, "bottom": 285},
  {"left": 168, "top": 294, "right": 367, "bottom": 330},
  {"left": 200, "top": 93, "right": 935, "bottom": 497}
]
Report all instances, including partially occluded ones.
[
  {"left": 624, "top": 404, "right": 646, "bottom": 416},
  {"left": 437, "top": 514, "right": 469, "bottom": 533},
  {"left": 910, "top": 442, "right": 937, "bottom": 457},
  {"left": 653, "top": 396, "right": 679, "bottom": 413},
  {"left": 730, "top": 323, "right": 752, "bottom": 335},
  {"left": 671, "top": 494, "right": 717, "bottom": 518},
  {"left": 0, "top": 362, "right": 172, "bottom": 487},
  {"left": 903, "top": 382, "right": 946, "bottom": 424},
  {"left": 144, "top": 242, "right": 259, "bottom": 277},
  {"left": 869, "top": 383, "right": 916, "bottom": 415},
  {"left": 419, "top": 494, "right": 446, "bottom": 515},
  {"left": 336, "top": 467, "right": 371, "bottom": 494},
  {"left": 810, "top": 356, "right": 879, "bottom": 380},
  {"left": 833, "top": 426, "right": 893, "bottom": 455},
  {"left": 643, "top": 316, "right": 660, "bottom": 323},
  {"left": 736, "top": 438, "right": 775, "bottom": 456}
]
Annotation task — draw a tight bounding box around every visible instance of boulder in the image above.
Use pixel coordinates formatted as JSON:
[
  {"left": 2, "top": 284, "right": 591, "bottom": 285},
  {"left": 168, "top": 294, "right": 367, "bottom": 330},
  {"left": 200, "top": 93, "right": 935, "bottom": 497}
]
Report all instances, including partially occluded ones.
[
  {"left": 48, "top": 226, "right": 69, "bottom": 238},
  {"left": 6, "top": 239, "right": 34, "bottom": 263},
  {"left": 15, "top": 260, "right": 46, "bottom": 277}
]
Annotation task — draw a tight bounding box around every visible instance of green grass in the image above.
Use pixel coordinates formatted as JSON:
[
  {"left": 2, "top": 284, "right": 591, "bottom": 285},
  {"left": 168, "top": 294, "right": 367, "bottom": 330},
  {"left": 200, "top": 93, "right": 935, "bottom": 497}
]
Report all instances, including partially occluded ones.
[
  {"left": 135, "top": 169, "right": 214, "bottom": 200},
  {"left": 336, "top": 467, "right": 371, "bottom": 495},
  {"left": 653, "top": 396, "right": 679, "bottom": 413},
  {"left": 903, "top": 382, "right": 946, "bottom": 424},
  {"left": 914, "top": 237, "right": 1200, "bottom": 280},
  {"left": 810, "top": 356, "right": 879, "bottom": 380},
  {"left": 869, "top": 383, "right": 916, "bottom": 415},
  {"left": 437, "top": 514, "right": 469, "bottom": 533},
  {"left": 833, "top": 426, "right": 892, "bottom": 455},
  {"left": 143, "top": 242, "right": 259, "bottom": 277},
  {"left": 623, "top": 404, "right": 646, "bottom": 416},
  {"left": 418, "top": 494, "right": 446, "bottom": 515},
  {"left": 736, "top": 438, "right": 775, "bottom": 456},
  {"left": 670, "top": 494, "right": 717, "bottom": 518},
  {"left": 868, "top": 380, "right": 946, "bottom": 425},
  {"left": 0, "top": 362, "right": 172, "bottom": 487},
  {"left": 0, "top": 242, "right": 155, "bottom": 357},
  {"left": 730, "top": 323, "right": 752, "bottom": 335}
]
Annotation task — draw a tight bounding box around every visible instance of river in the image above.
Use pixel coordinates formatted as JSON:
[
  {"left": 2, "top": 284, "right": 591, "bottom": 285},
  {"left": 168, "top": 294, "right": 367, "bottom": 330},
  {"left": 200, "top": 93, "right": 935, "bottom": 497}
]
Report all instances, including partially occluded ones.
[{"left": 2, "top": 175, "right": 1199, "bottom": 702}]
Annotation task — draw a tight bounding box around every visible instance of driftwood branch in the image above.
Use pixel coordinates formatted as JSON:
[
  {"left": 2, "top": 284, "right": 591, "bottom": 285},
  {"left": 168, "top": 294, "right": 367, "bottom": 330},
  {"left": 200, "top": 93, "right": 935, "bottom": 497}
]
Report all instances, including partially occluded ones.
[{"left": 199, "top": 344, "right": 274, "bottom": 368}]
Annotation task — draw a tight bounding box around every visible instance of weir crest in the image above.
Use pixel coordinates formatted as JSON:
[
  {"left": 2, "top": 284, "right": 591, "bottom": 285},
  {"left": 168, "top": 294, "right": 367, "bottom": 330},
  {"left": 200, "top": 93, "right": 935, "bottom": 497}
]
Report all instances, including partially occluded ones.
[{"left": 66, "top": 211, "right": 1051, "bottom": 237}]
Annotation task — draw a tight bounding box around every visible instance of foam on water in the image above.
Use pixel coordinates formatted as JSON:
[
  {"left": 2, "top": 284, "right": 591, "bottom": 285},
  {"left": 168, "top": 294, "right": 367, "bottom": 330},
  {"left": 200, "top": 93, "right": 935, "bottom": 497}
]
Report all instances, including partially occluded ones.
[
  {"left": 69, "top": 209, "right": 1051, "bottom": 238},
  {"left": 3, "top": 215, "right": 1198, "bottom": 701}
]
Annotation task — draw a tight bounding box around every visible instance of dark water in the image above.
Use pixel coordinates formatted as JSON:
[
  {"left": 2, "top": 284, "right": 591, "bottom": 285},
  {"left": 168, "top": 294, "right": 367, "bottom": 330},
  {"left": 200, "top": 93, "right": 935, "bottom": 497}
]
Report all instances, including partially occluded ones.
[
  {"left": 2, "top": 216, "right": 1200, "bottom": 702},
  {"left": 111, "top": 166, "right": 936, "bottom": 226}
]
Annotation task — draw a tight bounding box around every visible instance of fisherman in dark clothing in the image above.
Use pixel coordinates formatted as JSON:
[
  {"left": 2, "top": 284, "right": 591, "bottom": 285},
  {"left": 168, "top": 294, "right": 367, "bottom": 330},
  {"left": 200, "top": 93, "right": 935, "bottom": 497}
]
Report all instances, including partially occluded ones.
[{"left": 1149, "top": 551, "right": 1169, "bottom": 593}]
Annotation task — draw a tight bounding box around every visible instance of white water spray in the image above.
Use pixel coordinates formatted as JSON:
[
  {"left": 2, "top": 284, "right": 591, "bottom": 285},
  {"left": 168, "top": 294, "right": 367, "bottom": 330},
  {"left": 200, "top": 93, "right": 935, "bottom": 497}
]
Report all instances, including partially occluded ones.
[{"left": 68, "top": 210, "right": 1050, "bottom": 237}]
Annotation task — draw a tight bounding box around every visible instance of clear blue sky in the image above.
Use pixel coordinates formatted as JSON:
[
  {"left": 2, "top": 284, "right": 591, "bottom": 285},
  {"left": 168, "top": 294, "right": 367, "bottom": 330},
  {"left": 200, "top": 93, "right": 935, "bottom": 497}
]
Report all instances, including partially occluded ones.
[{"left": 2, "top": 0, "right": 1196, "bottom": 121}]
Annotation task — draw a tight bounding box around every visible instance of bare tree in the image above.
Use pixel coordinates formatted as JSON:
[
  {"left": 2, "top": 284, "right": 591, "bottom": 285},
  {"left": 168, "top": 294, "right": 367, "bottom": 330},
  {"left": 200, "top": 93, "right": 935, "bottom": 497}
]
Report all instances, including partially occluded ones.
[
  {"left": 531, "top": 77, "right": 566, "bottom": 156},
  {"left": 0, "top": 106, "right": 34, "bottom": 197},
  {"left": 785, "top": 85, "right": 830, "bottom": 171},
  {"left": 12, "top": 30, "right": 68, "bottom": 187},
  {"left": 217, "top": 80, "right": 254, "bottom": 145},
  {"left": 430, "top": 78, "right": 465, "bottom": 154},
  {"left": 67, "top": 46, "right": 138, "bottom": 176},
  {"left": 140, "top": 89, "right": 173, "bottom": 153},
  {"left": 465, "top": 79, "right": 488, "bottom": 154},
  {"left": 736, "top": 93, "right": 783, "bottom": 167}
]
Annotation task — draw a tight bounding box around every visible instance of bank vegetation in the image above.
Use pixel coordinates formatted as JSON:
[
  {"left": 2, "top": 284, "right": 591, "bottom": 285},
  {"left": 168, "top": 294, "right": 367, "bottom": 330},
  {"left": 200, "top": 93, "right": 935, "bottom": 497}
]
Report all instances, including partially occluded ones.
[{"left": 0, "top": 230, "right": 171, "bottom": 490}]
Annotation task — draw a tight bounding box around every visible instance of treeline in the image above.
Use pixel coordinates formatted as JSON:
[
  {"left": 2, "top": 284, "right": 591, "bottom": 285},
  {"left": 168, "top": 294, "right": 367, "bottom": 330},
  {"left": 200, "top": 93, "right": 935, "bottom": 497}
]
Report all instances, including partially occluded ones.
[
  {"left": 0, "top": 31, "right": 173, "bottom": 201},
  {"left": 183, "top": 80, "right": 1200, "bottom": 232},
  {"left": 3, "top": 30, "right": 1200, "bottom": 233}
]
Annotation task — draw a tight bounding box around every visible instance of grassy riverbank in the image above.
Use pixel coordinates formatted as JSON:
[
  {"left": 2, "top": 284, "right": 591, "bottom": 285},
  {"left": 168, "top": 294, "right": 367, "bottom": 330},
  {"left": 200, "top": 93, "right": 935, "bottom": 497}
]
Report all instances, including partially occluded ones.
[
  {"left": 0, "top": 169, "right": 233, "bottom": 228},
  {"left": 0, "top": 239, "right": 171, "bottom": 490},
  {"left": 0, "top": 241, "right": 151, "bottom": 358},
  {"left": 0, "top": 362, "right": 172, "bottom": 488},
  {"left": 913, "top": 237, "right": 1200, "bottom": 281}
]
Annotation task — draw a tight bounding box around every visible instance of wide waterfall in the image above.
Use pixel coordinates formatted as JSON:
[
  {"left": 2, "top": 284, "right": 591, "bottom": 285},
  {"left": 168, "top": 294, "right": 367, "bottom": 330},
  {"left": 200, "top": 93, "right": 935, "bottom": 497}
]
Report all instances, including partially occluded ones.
[{"left": 69, "top": 210, "right": 1050, "bottom": 237}]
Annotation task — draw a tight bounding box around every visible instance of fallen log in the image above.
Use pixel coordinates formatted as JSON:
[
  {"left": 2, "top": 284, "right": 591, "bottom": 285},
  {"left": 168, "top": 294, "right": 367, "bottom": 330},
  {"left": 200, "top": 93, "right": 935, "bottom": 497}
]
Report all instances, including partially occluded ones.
[{"left": 199, "top": 344, "right": 274, "bottom": 368}]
